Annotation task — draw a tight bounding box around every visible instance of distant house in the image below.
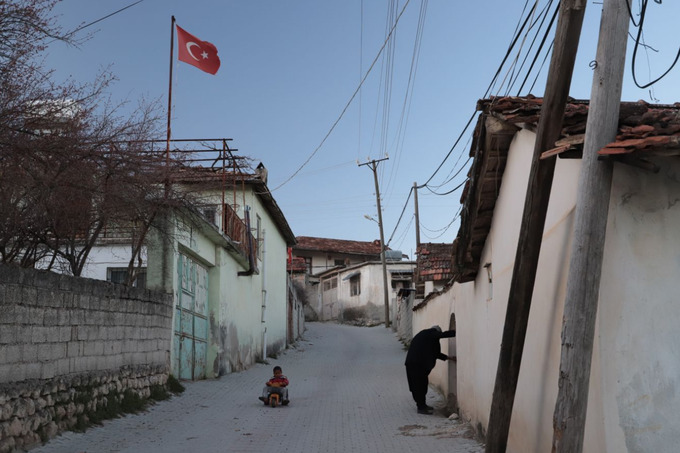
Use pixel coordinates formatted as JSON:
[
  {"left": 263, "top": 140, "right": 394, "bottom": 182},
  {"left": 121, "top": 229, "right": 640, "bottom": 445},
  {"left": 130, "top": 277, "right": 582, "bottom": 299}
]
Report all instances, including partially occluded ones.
[
  {"left": 414, "top": 96, "right": 680, "bottom": 452},
  {"left": 315, "top": 259, "right": 415, "bottom": 323},
  {"left": 292, "top": 236, "right": 383, "bottom": 274},
  {"left": 414, "top": 242, "right": 454, "bottom": 299},
  {"left": 291, "top": 236, "right": 414, "bottom": 323}
]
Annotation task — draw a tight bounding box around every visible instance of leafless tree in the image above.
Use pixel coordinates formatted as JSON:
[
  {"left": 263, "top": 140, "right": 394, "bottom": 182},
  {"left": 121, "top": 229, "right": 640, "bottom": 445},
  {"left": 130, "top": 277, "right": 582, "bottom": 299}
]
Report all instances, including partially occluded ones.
[{"left": 0, "top": 0, "right": 188, "bottom": 280}]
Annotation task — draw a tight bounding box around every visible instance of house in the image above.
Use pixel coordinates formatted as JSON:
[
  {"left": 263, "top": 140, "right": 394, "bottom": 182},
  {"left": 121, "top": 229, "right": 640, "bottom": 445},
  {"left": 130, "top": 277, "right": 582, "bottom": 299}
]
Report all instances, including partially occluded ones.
[
  {"left": 413, "top": 96, "right": 680, "bottom": 452},
  {"left": 292, "top": 236, "right": 383, "bottom": 274},
  {"left": 81, "top": 153, "right": 299, "bottom": 380},
  {"left": 290, "top": 235, "right": 416, "bottom": 323},
  {"left": 414, "top": 242, "right": 454, "bottom": 298},
  {"left": 291, "top": 236, "right": 386, "bottom": 320},
  {"left": 314, "top": 258, "right": 415, "bottom": 324}
]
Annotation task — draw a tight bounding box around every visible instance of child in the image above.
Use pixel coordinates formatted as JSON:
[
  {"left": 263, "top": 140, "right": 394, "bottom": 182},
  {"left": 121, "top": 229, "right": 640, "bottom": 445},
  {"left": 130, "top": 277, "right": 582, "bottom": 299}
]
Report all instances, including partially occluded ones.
[{"left": 259, "top": 365, "right": 289, "bottom": 405}]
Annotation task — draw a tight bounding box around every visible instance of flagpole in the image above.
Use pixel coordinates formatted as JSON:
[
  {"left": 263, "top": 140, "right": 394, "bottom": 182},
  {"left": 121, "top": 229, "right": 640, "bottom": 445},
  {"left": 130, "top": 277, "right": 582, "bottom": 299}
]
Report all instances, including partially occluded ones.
[{"left": 166, "top": 15, "right": 175, "bottom": 164}]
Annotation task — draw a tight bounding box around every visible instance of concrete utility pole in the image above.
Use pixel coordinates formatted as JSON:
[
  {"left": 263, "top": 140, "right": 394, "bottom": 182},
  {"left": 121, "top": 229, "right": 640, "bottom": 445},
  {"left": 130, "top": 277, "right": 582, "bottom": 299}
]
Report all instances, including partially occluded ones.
[
  {"left": 485, "top": 1, "right": 588, "bottom": 452},
  {"left": 552, "top": 1, "right": 629, "bottom": 452},
  {"left": 359, "top": 157, "right": 391, "bottom": 328}
]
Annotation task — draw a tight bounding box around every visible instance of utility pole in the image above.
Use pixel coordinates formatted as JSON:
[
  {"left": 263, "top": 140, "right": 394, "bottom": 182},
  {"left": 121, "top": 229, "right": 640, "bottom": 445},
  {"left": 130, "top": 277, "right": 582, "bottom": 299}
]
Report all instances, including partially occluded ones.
[
  {"left": 359, "top": 157, "right": 391, "bottom": 328},
  {"left": 552, "top": 1, "right": 629, "bottom": 452},
  {"left": 485, "top": 1, "right": 588, "bottom": 452},
  {"left": 413, "top": 182, "right": 421, "bottom": 249}
]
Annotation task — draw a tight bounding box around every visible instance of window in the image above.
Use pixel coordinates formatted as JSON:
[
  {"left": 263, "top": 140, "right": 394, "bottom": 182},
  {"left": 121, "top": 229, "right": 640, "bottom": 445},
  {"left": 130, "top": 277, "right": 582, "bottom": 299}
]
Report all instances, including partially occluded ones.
[
  {"left": 304, "top": 257, "right": 312, "bottom": 274},
  {"left": 201, "top": 206, "right": 217, "bottom": 225},
  {"left": 350, "top": 274, "right": 361, "bottom": 296},
  {"left": 107, "top": 268, "right": 146, "bottom": 288},
  {"left": 323, "top": 277, "right": 338, "bottom": 292},
  {"left": 334, "top": 259, "right": 345, "bottom": 267}
]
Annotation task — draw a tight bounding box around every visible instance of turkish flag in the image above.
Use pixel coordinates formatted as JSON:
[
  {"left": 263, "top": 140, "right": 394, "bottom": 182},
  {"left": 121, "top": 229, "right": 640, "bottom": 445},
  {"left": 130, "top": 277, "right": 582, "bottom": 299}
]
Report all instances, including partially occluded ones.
[{"left": 176, "top": 25, "right": 221, "bottom": 75}]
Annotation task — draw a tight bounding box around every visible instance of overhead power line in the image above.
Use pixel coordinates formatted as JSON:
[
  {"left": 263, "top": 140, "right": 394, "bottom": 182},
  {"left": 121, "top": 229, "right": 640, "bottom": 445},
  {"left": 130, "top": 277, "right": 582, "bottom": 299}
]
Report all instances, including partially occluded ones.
[{"left": 271, "top": 0, "right": 413, "bottom": 192}]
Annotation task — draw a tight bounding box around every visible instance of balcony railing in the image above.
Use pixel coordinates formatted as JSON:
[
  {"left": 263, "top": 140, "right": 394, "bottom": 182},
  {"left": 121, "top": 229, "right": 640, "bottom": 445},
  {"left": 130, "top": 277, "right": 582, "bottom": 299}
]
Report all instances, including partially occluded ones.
[{"left": 223, "top": 203, "right": 257, "bottom": 260}]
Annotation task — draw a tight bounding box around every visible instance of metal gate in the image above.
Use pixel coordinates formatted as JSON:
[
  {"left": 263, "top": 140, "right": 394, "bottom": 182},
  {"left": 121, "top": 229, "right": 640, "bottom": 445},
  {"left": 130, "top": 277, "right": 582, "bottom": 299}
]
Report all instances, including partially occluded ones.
[{"left": 173, "top": 253, "right": 209, "bottom": 380}]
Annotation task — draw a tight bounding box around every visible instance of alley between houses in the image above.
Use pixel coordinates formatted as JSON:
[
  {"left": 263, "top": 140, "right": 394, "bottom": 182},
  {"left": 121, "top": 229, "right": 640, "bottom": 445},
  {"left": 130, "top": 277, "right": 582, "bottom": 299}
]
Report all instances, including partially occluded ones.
[{"left": 33, "top": 323, "right": 484, "bottom": 453}]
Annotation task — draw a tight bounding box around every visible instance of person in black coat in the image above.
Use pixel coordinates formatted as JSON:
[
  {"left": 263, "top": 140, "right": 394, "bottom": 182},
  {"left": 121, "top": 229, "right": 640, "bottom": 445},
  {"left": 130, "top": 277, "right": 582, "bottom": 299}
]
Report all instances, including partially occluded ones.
[{"left": 404, "top": 325, "right": 456, "bottom": 414}]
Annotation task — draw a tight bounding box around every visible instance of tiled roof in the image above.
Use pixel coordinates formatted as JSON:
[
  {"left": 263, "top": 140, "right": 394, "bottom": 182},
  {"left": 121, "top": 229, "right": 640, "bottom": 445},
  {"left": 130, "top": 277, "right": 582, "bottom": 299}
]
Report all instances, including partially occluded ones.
[
  {"left": 479, "top": 96, "right": 680, "bottom": 160},
  {"left": 293, "top": 236, "right": 383, "bottom": 256},
  {"left": 416, "top": 243, "right": 453, "bottom": 282},
  {"left": 453, "top": 96, "right": 680, "bottom": 283}
]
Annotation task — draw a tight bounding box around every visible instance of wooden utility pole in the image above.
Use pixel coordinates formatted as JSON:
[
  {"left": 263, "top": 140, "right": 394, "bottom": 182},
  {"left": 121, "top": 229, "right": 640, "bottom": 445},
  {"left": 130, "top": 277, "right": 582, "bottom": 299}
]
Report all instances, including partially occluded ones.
[
  {"left": 552, "top": 1, "right": 629, "bottom": 452},
  {"left": 485, "top": 2, "right": 588, "bottom": 452},
  {"left": 413, "top": 182, "right": 421, "bottom": 249},
  {"left": 359, "top": 157, "right": 391, "bottom": 327}
]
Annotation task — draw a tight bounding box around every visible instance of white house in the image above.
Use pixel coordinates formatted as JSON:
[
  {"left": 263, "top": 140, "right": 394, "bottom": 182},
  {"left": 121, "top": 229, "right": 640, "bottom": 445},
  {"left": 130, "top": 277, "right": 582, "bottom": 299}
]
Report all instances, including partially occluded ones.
[
  {"left": 315, "top": 259, "right": 415, "bottom": 323},
  {"left": 82, "top": 161, "right": 299, "bottom": 380},
  {"left": 414, "top": 96, "right": 680, "bottom": 452}
]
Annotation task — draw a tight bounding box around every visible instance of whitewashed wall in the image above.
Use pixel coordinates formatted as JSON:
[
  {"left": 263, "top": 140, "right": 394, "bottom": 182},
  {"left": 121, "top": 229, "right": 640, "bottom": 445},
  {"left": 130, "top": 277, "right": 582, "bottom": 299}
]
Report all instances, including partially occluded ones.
[{"left": 416, "top": 129, "right": 680, "bottom": 452}]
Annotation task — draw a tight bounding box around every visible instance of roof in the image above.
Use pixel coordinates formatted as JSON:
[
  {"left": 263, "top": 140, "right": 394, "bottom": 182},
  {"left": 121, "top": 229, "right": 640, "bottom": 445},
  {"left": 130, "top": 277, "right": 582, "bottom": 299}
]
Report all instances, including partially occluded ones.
[
  {"left": 287, "top": 256, "right": 307, "bottom": 273},
  {"left": 293, "top": 236, "right": 383, "bottom": 256},
  {"left": 453, "top": 96, "right": 680, "bottom": 283},
  {"left": 416, "top": 242, "right": 454, "bottom": 283}
]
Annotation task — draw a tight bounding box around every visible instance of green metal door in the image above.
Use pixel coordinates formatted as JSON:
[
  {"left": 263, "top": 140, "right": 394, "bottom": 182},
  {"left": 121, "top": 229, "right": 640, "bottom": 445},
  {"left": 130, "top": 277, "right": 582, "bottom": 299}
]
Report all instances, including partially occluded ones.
[{"left": 173, "top": 253, "right": 209, "bottom": 380}]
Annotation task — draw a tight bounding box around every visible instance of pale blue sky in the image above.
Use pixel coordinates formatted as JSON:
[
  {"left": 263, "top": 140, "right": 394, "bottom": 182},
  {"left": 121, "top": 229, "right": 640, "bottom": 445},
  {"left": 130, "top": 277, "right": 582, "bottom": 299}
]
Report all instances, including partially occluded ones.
[{"left": 46, "top": 1, "right": 680, "bottom": 258}]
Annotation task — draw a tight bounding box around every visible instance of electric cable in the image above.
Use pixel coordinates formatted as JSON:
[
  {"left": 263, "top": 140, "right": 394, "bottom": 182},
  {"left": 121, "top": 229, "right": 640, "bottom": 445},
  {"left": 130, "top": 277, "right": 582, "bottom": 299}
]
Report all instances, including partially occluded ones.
[
  {"left": 271, "top": 0, "right": 413, "bottom": 192},
  {"left": 631, "top": 0, "right": 680, "bottom": 89}
]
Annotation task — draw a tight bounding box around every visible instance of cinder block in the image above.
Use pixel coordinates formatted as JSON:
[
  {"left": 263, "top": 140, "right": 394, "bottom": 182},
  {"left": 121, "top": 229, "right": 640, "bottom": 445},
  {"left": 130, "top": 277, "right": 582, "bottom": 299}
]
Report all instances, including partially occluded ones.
[
  {"left": 29, "top": 307, "right": 46, "bottom": 325},
  {"left": 0, "top": 363, "right": 26, "bottom": 383},
  {"left": 0, "top": 325, "right": 17, "bottom": 345},
  {"left": 38, "top": 343, "right": 67, "bottom": 362},
  {"left": 41, "top": 308, "right": 59, "bottom": 326},
  {"left": 58, "top": 327, "right": 71, "bottom": 342},
  {"left": 67, "top": 341, "right": 82, "bottom": 358},
  {"left": 4, "top": 285, "right": 21, "bottom": 307},
  {"left": 56, "top": 357, "right": 70, "bottom": 376},
  {"left": 11, "top": 304, "right": 30, "bottom": 324},
  {"left": 73, "top": 357, "right": 87, "bottom": 373},
  {"left": 57, "top": 310, "right": 70, "bottom": 326},
  {"left": 0, "top": 344, "right": 22, "bottom": 363},
  {"left": 22, "top": 344, "right": 38, "bottom": 362},
  {"left": 20, "top": 287, "right": 38, "bottom": 306},
  {"left": 24, "top": 362, "right": 41, "bottom": 380},
  {"left": 37, "top": 288, "right": 60, "bottom": 308},
  {"left": 83, "top": 341, "right": 104, "bottom": 357},
  {"left": 31, "top": 326, "right": 49, "bottom": 343},
  {"left": 44, "top": 326, "right": 62, "bottom": 343},
  {"left": 70, "top": 309, "right": 85, "bottom": 325},
  {"left": 41, "top": 362, "right": 56, "bottom": 380}
]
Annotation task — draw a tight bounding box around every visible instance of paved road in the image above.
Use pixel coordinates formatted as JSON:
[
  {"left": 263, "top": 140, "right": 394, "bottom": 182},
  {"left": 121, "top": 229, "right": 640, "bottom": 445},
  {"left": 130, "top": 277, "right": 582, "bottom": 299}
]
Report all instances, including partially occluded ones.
[{"left": 34, "top": 323, "right": 484, "bottom": 453}]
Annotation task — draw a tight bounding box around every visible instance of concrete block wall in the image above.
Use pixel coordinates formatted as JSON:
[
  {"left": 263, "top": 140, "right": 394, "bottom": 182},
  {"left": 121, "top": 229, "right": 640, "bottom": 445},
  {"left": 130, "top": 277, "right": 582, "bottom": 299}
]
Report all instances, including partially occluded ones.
[
  {"left": 0, "top": 264, "right": 173, "bottom": 451},
  {"left": 0, "top": 265, "right": 172, "bottom": 383}
]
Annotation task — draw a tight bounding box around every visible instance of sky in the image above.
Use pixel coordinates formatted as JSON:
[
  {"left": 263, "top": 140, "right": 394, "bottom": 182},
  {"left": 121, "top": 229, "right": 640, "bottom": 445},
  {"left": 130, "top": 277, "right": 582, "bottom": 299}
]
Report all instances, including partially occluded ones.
[{"left": 44, "top": 0, "right": 680, "bottom": 259}]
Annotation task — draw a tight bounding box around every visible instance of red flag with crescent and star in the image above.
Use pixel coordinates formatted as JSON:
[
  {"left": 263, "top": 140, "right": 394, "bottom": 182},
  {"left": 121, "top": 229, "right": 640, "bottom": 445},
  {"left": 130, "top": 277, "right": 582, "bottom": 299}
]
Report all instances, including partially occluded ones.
[{"left": 176, "top": 25, "right": 221, "bottom": 75}]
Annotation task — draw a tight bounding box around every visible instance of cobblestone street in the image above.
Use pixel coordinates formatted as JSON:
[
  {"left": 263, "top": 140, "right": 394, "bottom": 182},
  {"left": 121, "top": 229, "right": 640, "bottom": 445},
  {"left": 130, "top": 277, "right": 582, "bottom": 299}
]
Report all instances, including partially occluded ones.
[{"left": 33, "top": 323, "right": 484, "bottom": 453}]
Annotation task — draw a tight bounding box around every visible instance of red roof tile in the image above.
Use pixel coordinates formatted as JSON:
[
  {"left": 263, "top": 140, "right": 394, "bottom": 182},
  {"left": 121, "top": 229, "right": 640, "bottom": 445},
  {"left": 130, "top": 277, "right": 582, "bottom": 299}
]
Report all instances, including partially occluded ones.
[
  {"left": 416, "top": 242, "right": 453, "bottom": 283},
  {"left": 293, "top": 236, "right": 384, "bottom": 256}
]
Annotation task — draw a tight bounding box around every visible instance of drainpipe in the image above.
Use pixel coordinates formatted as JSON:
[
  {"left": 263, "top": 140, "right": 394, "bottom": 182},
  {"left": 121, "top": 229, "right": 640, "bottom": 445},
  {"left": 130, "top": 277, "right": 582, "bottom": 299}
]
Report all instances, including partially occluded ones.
[{"left": 261, "top": 229, "right": 267, "bottom": 360}]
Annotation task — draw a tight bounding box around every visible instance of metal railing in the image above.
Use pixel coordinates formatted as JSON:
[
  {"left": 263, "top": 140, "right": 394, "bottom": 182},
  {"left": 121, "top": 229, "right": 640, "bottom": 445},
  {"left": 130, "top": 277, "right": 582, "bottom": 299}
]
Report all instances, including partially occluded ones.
[{"left": 223, "top": 203, "right": 256, "bottom": 259}]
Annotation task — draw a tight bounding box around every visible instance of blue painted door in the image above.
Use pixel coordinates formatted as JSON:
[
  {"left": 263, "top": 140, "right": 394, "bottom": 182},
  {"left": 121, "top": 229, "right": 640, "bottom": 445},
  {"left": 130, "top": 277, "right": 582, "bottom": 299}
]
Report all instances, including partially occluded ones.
[{"left": 173, "top": 254, "right": 209, "bottom": 380}]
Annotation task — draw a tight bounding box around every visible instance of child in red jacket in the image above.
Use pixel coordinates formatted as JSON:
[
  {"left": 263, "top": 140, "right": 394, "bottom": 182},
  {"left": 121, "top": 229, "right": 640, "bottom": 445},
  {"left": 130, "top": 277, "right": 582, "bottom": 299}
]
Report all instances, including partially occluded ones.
[{"left": 259, "top": 366, "right": 289, "bottom": 405}]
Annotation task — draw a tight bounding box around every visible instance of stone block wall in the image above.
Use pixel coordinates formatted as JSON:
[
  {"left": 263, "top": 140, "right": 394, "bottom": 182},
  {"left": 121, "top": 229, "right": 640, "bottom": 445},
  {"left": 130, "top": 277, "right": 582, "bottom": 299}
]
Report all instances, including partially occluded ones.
[{"left": 0, "top": 265, "right": 173, "bottom": 451}]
